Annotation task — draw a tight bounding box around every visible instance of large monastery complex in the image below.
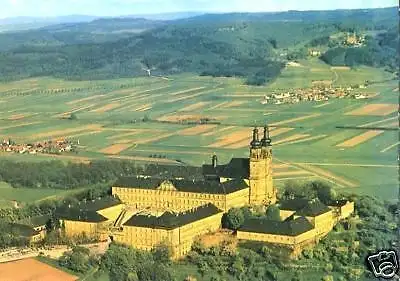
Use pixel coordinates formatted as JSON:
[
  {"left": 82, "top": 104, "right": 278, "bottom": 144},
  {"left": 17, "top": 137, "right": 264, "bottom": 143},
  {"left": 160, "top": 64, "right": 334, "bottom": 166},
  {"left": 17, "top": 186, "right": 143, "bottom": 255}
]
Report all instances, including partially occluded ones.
[{"left": 58, "top": 127, "right": 354, "bottom": 259}]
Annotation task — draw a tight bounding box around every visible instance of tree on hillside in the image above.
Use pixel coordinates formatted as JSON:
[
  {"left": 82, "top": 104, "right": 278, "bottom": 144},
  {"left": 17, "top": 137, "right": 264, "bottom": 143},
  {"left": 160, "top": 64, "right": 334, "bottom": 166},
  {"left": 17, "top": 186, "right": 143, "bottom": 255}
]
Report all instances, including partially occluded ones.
[{"left": 222, "top": 208, "right": 244, "bottom": 230}]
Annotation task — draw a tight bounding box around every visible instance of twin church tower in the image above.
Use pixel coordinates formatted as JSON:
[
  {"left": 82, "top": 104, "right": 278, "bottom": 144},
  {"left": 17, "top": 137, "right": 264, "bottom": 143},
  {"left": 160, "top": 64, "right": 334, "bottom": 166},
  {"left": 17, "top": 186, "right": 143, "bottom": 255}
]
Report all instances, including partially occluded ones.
[{"left": 248, "top": 126, "right": 276, "bottom": 206}]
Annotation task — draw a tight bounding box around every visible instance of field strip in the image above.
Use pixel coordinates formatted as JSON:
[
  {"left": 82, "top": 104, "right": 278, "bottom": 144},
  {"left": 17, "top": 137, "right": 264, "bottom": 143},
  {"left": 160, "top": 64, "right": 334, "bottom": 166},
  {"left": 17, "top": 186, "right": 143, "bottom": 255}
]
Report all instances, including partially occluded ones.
[
  {"left": 275, "top": 134, "right": 327, "bottom": 146},
  {"left": 313, "top": 102, "right": 331, "bottom": 108},
  {"left": 178, "top": 124, "right": 217, "bottom": 136},
  {"left": 273, "top": 163, "right": 290, "bottom": 169},
  {"left": 359, "top": 116, "right": 398, "bottom": 128},
  {"left": 108, "top": 155, "right": 178, "bottom": 164},
  {"left": 90, "top": 102, "right": 121, "bottom": 113},
  {"left": 202, "top": 126, "right": 236, "bottom": 137},
  {"left": 157, "top": 114, "right": 225, "bottom": 122},
  {"left": 169, "top": 86, "right": 206, "bottom": 96},
  {"left": 274, "top": 170, "right": 312, "bottom": 177},
  {"left": 66, "top": 94, "right": 106, "bottom": 105},
  {"left": 100, "top": 143, "right": 134, "bottom": 154},
  {"left": 54, "top": 104, "right": 97, "bottom": 118},
  {"left": 336, "top": 130, "right": 384, "bottom": 148},
  {"left": 380, "top": 142, "right": 400, "bottom": 153},
  {"left": 29, "top": 124, "right": 103, "bottom": 140},
  {"left": 273, "top": 134, "right": 310, "bottom": 145},
  {"left": 133, "top": 103, "right": 152, "bottom": 111},
  {"left": 270, "top": 113, "right": 321, "bottom": 126},
  {"left": 135, "top": 132, "right": 176, "bottom": 144},
  {"left": 132, "top": 148, "right": 211, "bottom": 155},
  {"left": 206, "top": 102, "right": 230, "bottom": 111},
  {"left": 222, "top": 127, "right": 293, "bottom": 149},
  {"left": 178, "top": 101, "right": 210, "bottom": 112},
  {"left": 137, "top": 106, "right": 152, "bottom": 112},
  {"left": 167, "top": 88, "right": 223, "bottom": 103},
  {"left": 222, "top": 101, "right": 246, "bottom": 108},
  {"left": 295, "top": 163, "right": 358, "bottom": 188},
  {"left": 110, "top": 93, "right": 150, "bottom": 104},
  {"left": 0, "top": 121, "right": 42, "bottom": 130},
  {"left": 346, "top": 104, "right": 398, "bottom": 116},
  {"left": 207, "top": 128, "right": 251, "bottom": 148},
  {"left": 275, "top": 176, "right": 318, "bottom": 181},
  {"left": 108, "top": 85, "right": 170, "bottom": 102}
]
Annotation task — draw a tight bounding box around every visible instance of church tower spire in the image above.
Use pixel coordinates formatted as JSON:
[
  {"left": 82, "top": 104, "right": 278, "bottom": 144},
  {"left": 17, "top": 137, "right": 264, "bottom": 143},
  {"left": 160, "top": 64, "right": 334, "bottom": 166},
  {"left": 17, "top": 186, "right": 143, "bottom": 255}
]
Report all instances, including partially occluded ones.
[{"left": 248, "top": 125, "right": 276, "bottom": 206}]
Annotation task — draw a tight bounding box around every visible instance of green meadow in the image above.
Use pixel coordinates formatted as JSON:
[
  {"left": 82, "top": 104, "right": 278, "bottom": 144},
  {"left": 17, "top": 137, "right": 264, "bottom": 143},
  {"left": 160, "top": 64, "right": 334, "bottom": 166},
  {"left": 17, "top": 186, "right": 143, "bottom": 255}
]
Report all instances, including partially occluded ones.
[{"left": 0, "top": 61, "right": 398, "bottom": 201}]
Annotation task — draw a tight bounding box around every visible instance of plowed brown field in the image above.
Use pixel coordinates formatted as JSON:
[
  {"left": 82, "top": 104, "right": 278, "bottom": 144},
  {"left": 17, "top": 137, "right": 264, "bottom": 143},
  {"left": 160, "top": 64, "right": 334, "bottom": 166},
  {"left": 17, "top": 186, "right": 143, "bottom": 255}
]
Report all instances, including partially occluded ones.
[
  {"left": 0, "top": 258, "right": 78, "bottom": 281},
  {"left": 336, "top": 130, "right": 384, "bottom": 147}
]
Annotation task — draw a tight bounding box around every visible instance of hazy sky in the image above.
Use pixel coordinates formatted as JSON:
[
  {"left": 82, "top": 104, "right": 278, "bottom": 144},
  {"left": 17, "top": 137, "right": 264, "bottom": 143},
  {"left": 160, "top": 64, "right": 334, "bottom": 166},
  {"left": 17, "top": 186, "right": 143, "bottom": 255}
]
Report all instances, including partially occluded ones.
[{"left": 2, "top": 0, "right": 398, "bottom": 18}]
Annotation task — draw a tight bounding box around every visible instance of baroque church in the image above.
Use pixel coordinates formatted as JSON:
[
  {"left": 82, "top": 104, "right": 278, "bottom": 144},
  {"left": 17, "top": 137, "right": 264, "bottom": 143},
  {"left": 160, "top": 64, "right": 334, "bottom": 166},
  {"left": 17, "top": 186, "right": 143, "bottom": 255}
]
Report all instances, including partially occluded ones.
[{"left": 58, "top": 126, "right": 354, "bottom": 259}]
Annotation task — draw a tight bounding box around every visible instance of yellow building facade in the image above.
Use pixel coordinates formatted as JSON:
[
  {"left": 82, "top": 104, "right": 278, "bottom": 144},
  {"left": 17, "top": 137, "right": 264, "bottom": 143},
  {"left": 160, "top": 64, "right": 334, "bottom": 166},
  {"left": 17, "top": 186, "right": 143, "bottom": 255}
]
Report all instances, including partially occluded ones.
[
  {"left": 58, "top": 127, "right": 353, "bottom": 259},
  {"left": 113, "top": 204, "right": 224, "bottom": 259}
]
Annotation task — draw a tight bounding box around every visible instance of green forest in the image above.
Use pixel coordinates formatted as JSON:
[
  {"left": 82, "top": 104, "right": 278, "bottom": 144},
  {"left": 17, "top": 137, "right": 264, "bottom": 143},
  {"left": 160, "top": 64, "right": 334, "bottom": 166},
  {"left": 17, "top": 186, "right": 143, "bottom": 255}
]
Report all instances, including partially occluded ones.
[{"left": 0, "top": 7, "right": 397, "bottom": 85}]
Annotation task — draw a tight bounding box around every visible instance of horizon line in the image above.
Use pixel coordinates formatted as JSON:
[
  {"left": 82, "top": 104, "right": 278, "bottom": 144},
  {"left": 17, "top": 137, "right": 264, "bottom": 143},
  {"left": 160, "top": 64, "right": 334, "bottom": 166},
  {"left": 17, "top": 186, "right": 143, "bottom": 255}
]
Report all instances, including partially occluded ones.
[{"left": 0, "top": 5, "right": 397, "bottom": 20}]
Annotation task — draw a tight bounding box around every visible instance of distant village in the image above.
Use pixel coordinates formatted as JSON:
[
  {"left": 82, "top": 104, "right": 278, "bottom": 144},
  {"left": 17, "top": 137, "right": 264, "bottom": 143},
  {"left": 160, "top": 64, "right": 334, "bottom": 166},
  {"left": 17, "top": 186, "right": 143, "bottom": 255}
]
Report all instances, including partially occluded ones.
[
  {"left": 261, "top": 84, "right": 371, "bottom": 105},
  {"left": 0, "top": 138, "right": 78, "bottom": 155}
]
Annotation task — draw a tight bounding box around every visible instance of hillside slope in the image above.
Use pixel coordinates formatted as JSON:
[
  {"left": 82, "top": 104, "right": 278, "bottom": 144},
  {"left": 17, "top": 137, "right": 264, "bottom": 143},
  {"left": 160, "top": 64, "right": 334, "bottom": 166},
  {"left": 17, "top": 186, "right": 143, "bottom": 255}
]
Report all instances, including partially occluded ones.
[{"left": 0, "top": 7, "right": 397, "bottom": 84}]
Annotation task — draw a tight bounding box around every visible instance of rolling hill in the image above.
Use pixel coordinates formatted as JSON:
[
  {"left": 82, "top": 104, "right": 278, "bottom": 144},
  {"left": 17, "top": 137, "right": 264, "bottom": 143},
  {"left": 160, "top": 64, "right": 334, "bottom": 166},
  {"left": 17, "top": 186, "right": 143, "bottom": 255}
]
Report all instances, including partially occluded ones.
[{"left": 0, "top": 7, "right": 397, "bottom": 84}]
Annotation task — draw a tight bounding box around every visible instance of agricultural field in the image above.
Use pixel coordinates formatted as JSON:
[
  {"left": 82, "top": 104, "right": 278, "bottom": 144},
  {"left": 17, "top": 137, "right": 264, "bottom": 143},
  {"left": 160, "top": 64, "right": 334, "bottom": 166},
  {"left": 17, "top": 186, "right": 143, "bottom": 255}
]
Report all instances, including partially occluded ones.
[
  {"left": 0, "top": 258, "right": 78, "bottom": 281},
  {"left": 0, "top": 181, "right": 87, "bottom": 208},
  {"left": 0, "top": 61, "right": 398, "bottom": 201}
]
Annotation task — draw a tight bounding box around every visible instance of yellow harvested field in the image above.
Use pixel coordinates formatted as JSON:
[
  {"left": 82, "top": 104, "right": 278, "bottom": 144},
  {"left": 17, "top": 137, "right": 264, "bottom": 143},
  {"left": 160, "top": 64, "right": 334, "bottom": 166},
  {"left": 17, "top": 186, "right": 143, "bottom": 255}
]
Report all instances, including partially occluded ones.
[
  {"left": 297, "top": 163, "right": 358, "bottom": 188},
  {"left": 222, "top": 101, "right": 246, "bottom": 108},
  {"left": 138, "top": 106, "right": 152, "bottom": 112},
  {"left": 30, "top": 124, "right": 102, "bottom": 140},
  {"left": 91, "top": 103, "right": 120, "bottom": 113},
  {"left": 270, "top": 114, "right": 321, "bottom": 126},
  {"left": 169, "top": 86, "right": 206, "bottom": 96},
  {"left": 8, "top": 114, "right": 25, "bottom": 120},
  {"left": 66, "top": 94, "right": 106, "bottom": 105},
  {"left": 222, "top": 127, "right": 293, "bottom": 149},
  {"left": 135, "top": 132, "right": 176, "bottom": 144},
  {"left": 0, "top": 258, "right": 78, "bottom": 281},
  {"left": 208, "top": 129, "right": 251, "bottom": 148},
  {"left": 330, "top": 66, "right": 350, "bottom": 70},
  {"left": 179, "top": 101, "right": 210, "bottom": 112},
  {"left": 346, "top": 104, "right": 398, "bottom": 116},
  {"left": 336, "top": 130, "right": 384, "bottom": 148},
  {"left": 312, "top": 80, "right": 332, "bottom": 85},
  {"left": 202, "top": 126, "right": 236, "bottom": 137},
  {"left": 100, "top": 143, "right": 133, "bottom": 154},
  {"left": 273, "top": 134, "right": 310, "bottom": 145},
  {"left": 178, "top": 124, "right": 217, "bottom": 136}
]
